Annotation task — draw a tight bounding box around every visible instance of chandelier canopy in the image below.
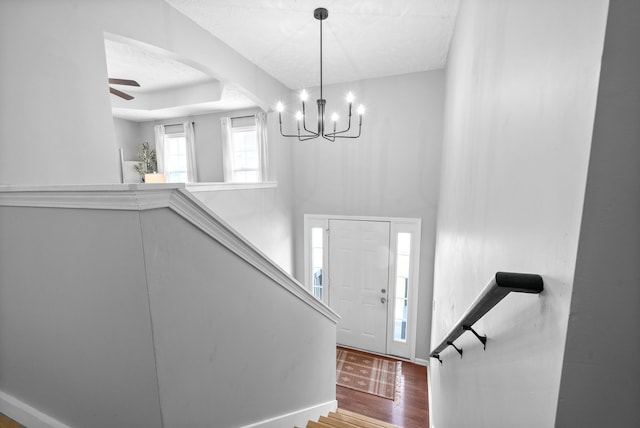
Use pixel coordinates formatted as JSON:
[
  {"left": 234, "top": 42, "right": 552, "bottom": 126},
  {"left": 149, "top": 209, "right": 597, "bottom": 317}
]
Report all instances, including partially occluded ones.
[{"left": 276, "top": 7, "right": 365, "bottom": 141}]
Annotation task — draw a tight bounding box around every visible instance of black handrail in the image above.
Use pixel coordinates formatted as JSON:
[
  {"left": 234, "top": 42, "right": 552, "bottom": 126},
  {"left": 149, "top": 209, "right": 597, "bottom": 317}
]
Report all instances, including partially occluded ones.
[{"left": 430, "top": 272, "right": 543, "bottom": 363}]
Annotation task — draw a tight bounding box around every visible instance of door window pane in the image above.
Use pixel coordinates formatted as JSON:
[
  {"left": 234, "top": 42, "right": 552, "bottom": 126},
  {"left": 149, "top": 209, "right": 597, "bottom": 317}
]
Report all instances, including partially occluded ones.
[
  {"left": 393, "top": 232, "right": 411, "bottom": 342},
  {"left": 311, "top": 227, "right": 324, "bottom": 301}
]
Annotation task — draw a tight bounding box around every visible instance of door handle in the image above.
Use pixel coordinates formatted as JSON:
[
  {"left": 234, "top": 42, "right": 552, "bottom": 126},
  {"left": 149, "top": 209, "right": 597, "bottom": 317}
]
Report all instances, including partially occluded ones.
[{"left": 381, "top": 297, "right": 387, "bottom": 304}]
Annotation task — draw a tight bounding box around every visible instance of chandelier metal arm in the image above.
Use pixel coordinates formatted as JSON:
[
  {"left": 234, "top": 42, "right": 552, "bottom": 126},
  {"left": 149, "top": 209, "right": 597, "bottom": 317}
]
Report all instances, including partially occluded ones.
[
  {"left": 325, "top": 125, "right": 362, "bottom": 139},
  {"left": 325, "top": 103, "right": 364, "bottom": 138},
  {"left": 277, "top": 112, "right": 318, "bottom": 139},
  {"left": 325, "top": 104, "right": 353, "bottom": 137},
  {"left": 300, "top": 100, "right": 319, "bottom": 136}
]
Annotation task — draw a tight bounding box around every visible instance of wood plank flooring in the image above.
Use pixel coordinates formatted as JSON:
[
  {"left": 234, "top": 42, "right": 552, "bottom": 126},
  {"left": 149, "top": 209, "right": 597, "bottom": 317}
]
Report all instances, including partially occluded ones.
[
  {"left": 336, "top": 348, "right": 429, "bottom": 428},
  {"left": 0, "top": 413, "right": 23, "bottom": 428}
]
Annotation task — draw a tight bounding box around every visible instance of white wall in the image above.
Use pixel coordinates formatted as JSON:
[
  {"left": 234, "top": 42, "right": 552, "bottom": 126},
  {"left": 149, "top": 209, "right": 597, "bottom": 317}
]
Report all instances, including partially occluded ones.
[
  {"left": 430, "top": 1, "right": 608, "bottom": 427},
  {"left": 555, "top": 1, "right": 640, "bottom": 426},
  {"left": 0, "top": 206, "right": 163, "bottom": 428},
  {"left": 0, "top": 0, "right": 119, "bottom": 184},
  {"left": 291, "top": 71, "right": 445, "bottom": 360},
  {"left": 113, "top": 117, "right": 146, "bottom": 162},
  {"left": 0, "top": 0, "right": 289, "bottom": 185}
]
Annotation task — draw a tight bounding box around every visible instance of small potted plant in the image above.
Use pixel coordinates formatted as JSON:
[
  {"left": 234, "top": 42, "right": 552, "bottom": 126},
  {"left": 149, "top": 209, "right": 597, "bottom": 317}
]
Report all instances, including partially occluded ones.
[{"left": 134, "top": 142, "right": 160, "bottom": 183}]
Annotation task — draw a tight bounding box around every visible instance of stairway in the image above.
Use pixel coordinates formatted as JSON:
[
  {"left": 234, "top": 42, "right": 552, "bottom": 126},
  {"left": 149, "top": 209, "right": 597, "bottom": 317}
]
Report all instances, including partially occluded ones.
[{"left": 304, "top": 408, "right": 402, "bottom": 428}]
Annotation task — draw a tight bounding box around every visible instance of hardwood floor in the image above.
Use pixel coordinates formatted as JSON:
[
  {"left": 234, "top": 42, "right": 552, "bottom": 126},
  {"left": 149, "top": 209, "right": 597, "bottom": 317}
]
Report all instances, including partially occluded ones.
[
  {"left": 336, "top": 348, "right": 429, "bottom": 428},
  {"left": 0, "top": 413, "right": 23, "bottom": 428}
]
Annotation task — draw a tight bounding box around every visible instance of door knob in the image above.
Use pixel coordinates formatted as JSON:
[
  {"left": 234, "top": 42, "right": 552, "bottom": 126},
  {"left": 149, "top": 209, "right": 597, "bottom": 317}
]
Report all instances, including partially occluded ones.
[
  {"left": 381, "top": 297, "right": 387, "bottom": 304},
  {"left": 381, "top": 289, "right": 386, "bottom": 293}
]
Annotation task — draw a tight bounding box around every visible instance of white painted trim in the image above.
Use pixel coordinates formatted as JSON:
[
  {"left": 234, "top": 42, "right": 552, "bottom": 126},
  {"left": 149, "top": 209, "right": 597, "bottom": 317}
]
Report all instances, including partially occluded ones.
[
  {"left": 239, "top": 400, "right": 337, "bottom": 428},
  {"left": 0, "top": 185, "right": 340, "bottom": 324},
  {"left": 414, "top": 358, "right": 430, "bottom": 367},
  {"left": 186, "top": 181, "right": 278, "bottom": 192},
  {"left": 427, "top": 363, "right": 435, "bottom": 428},
  {"left": 0, "top": 184, "right": 181, "bottom": 211},
  {"left": 305, "top": 213, "right": 423, "bottom": 224},
  {"left": 0, "top": 390, "right": 72, "bottom": 428}
]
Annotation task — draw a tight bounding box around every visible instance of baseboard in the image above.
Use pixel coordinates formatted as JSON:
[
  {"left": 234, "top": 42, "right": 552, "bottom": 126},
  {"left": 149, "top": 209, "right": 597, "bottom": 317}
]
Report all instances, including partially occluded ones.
[
  {"left": 0, "top": 390, "right": 335, "bottom": 428},
  {"left": 239, "top": 400, "right": 338, "bottom": 428},
  {"left": 414, "top": 357, "right": 429, "bottom": 367},
  {"left": 0, "top": 390, "right": 71, "bottom": 428}
]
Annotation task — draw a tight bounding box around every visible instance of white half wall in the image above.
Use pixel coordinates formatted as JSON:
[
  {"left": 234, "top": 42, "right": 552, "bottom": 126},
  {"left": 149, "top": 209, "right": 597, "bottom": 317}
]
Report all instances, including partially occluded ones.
[
  {"left": 0, "top": 185, "right": 337, "bottom": 428},
  {"left": 0, "top": 206, "right": 163, "bottom": 428},
  {"left": 429, "top": 0, "right": 608, "bottom": 427}
]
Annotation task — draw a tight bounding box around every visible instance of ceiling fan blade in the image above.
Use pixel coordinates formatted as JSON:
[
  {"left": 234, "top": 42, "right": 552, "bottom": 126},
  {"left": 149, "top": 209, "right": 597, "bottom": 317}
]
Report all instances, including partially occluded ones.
[
  {"left": 108, "top": 78, "right": 140, "bottom": 87},
  {"left": 109, "top": 87, "right": 134, "bottom": 100}
]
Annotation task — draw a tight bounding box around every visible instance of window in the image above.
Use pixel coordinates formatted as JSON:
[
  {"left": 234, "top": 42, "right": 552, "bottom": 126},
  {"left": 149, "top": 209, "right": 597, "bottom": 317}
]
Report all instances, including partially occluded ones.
[
  {"left": 221, "top": 113, "right": 269, "bottom": 183},
  {"left": 230, "top": 125, "right": 259, "bottom": 182},
  {"left": 154, "top": 122, "right": 197, "bottom": 183},
  {"left": 393, "top": 233, "right": 411, "bottom": 342},
  {"left": 304, "top": 216, "right": 328, "bottom": 303},
  {"left": 310, "top": 227, "right": 324, "bottom": 301},
  {"left": 163, "top": 131, "right": 188, "bottom": 183}
]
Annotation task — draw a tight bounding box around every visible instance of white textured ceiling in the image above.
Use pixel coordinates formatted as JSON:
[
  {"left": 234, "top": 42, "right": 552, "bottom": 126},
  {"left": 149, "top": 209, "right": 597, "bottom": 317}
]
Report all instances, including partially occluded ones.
[
  {"left": 105, "top": 0, "right": 459, "bottom": 121},
  {"left": 165, "top": 0, "right": 460, "bottom": 89},
  {"left": 105, "top": 39, "right": 212, "bottom": 93}
]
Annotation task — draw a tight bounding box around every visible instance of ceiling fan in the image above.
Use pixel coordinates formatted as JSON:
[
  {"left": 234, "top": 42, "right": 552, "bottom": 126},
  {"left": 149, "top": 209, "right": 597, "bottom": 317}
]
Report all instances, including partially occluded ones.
[{"left": 108, "top": 78, "right": 140, "bottom": 100}]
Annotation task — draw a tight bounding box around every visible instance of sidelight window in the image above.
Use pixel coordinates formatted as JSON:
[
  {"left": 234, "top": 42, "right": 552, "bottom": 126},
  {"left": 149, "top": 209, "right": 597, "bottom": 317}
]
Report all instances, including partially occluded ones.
[{"left": 393, "top": 233, "right": 411, "bottom": 342}]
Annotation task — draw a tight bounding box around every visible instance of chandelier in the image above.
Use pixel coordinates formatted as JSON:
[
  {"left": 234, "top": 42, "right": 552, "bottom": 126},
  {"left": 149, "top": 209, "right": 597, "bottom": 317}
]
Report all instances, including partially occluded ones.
[{"left": 276, "top": 7, "right": 365, "bottom": 141}]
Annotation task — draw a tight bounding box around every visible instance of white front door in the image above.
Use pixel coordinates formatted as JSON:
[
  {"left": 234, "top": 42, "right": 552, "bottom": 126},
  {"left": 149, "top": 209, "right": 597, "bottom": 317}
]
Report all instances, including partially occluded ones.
[{"left": 328, "top": 219, "right": 390, "bottom": 354}]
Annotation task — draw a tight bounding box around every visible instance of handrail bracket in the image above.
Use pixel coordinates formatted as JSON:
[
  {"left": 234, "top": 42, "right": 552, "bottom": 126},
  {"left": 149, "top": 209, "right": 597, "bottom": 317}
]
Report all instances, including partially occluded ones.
[
  {"left": 447, "top": 341, "right": 463, "bottom": 358},
  {"left": 463, "top": 325, "right": 487, "bottom": 350}
]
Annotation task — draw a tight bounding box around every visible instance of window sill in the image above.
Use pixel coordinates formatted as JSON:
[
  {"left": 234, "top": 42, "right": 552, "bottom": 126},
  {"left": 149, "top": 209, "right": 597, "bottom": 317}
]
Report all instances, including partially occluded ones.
[{"left": 186, "top": 181, "right": 278, "bottom": 193}]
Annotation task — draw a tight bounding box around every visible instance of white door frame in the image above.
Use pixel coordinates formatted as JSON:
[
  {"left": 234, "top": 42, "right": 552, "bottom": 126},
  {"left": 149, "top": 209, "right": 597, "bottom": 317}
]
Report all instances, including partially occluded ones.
[{"left": 304, "top": 214, "right": 422, "bottom": 361}]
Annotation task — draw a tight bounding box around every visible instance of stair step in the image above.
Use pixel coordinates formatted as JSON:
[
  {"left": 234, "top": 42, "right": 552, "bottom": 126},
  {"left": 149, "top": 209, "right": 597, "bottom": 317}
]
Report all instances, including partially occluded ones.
[
  {"left": 320, "top": 415, "right": 363, "bottom": 428},
  {"left": 306, "top": 408, "right": 401, "bottom": 428},
  {"left": 333, "top": 409, "right": 401, "bottom": 428},
  {"left": 307, "top": 421, "right": 335, "bottom": 428}
]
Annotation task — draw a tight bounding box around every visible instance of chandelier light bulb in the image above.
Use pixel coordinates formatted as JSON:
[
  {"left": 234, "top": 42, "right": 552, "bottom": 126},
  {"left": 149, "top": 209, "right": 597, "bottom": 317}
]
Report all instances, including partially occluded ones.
[
  {"left": 357, "top": 104, "right": 366, "bottom": 115},
  {"left": 346, "top": 91, "right": 355, "bottom": 103},
  {"left": 300, "top": 89, "right": 309, "bottom": 101},
  {"left": 295, "top": 111, "right": 304, "bottom": 121},
  {"left": 276, "top": 101, "right": 284, "bottom": 112},
  {"left": 331, "top": 112, "right": 339, "bottom": 122}
]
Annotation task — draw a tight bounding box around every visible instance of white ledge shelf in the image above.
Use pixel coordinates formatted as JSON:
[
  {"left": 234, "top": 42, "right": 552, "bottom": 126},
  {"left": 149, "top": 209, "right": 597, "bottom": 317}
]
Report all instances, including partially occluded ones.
[{"left": 186, "top": 181, "right": 277, "bottom": 192}]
